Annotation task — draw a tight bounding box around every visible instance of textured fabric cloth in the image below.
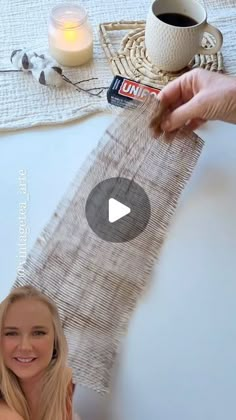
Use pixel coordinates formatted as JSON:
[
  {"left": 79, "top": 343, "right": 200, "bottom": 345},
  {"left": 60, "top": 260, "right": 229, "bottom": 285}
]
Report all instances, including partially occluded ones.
[
  {"left": 13, "top": 96, "right": 204, "bottom": 393},
  {"left": 0, "top": 0, "right": 235, "bottom": 131}
]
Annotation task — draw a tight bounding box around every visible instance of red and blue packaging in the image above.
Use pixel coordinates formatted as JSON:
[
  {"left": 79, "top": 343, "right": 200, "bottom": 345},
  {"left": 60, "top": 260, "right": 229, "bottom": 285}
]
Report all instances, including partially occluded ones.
[{"left": 107, "top": 75, "right": 162, "bottom": 108}]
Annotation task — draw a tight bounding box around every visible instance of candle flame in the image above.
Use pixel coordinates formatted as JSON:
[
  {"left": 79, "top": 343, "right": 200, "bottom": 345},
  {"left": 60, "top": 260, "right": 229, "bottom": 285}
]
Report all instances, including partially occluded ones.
[{"left": 63, "top": 22, "right": 78, "bottom": 42}]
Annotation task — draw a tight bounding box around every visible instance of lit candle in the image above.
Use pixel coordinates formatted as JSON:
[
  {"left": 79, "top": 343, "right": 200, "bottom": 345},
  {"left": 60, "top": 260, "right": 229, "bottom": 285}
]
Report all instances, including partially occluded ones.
[{"left": 48, "top": 4, "right": 93, "bottom": 67}]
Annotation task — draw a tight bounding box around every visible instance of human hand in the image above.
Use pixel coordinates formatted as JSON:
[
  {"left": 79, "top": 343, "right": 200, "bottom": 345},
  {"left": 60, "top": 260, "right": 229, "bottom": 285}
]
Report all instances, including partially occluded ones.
[{"left": 150, "top": 68, "right": 236, "bottom": 135}]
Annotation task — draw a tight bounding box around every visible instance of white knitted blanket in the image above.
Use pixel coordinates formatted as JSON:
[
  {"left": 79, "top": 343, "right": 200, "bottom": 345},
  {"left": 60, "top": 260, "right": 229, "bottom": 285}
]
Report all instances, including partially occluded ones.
[{"left": 0, "top": 0, "right": 235, "bottom": 131}]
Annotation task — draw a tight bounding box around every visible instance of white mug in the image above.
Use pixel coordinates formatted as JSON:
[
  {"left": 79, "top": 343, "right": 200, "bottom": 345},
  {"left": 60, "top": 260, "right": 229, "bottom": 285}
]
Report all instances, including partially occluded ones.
[{"left": 145, "top": 0, "right": 223, "bottom": 72}]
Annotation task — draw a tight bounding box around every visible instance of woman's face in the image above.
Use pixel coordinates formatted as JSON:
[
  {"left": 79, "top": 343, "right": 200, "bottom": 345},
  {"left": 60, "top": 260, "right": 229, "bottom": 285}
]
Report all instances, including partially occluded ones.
[{"left": 1, "top": 298, "right": 55, "bottom": 381}]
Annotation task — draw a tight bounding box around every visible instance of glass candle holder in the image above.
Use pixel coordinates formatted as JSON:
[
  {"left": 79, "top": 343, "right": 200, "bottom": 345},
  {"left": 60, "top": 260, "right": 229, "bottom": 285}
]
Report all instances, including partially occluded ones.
[{"left": 48, "top": 3, "right": 93, "bottom": 67}]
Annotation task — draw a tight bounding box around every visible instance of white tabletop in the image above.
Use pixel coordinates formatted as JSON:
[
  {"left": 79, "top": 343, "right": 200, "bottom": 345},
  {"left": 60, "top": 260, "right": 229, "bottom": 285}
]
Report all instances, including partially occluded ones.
[
  {"left": 1, "top": 115, "right": 236, "bottom": 420},
  {"left": 111, "top": 119, "right": 236, "bottom": 420}
]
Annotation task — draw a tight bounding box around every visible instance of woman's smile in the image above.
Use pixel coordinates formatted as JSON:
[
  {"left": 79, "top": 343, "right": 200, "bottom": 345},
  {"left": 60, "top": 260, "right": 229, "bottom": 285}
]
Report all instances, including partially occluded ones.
[{"left": 13, "top": 357, "right": 38, "bottom": 365}]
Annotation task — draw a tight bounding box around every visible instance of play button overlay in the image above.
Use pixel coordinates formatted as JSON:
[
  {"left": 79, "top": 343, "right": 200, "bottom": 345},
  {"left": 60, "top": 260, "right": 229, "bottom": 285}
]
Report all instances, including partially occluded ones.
[
  {"left": 108, "top": 198, "right": 131, "bottom": 223},
  {"left": 85, "top": 177, "right": 151, "bottom": 242}
]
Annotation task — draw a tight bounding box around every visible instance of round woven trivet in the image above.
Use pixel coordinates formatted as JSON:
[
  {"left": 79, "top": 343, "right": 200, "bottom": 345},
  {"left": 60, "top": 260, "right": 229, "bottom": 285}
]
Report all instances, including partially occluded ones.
[{"left": 100, "top": 21, "right": 224, "bottom": 89}]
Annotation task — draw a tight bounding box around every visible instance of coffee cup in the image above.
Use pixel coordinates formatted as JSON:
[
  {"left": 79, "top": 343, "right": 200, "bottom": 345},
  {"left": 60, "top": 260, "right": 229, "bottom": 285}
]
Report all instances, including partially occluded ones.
[{"left": 145, "top": 0, "right": 223, "bottom": 72}]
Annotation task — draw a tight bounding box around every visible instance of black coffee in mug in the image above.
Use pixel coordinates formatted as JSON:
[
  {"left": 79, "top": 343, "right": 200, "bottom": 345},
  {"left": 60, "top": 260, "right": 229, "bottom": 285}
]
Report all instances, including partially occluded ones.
[{"left": 157, "top": 12, "right": 198, "bottom": 27}]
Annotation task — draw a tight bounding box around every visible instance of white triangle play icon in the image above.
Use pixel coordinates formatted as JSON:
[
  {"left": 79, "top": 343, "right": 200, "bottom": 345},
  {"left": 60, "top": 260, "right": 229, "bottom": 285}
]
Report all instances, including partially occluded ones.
[{"left": 108, "top": 198, "right": 131, "bottom": 223}]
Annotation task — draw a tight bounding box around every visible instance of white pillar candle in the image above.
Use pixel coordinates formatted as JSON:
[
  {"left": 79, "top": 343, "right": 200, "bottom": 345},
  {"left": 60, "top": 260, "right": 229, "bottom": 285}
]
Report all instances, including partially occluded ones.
[{"left": 48, "top": 4, "right": 93, "bottom": 67}]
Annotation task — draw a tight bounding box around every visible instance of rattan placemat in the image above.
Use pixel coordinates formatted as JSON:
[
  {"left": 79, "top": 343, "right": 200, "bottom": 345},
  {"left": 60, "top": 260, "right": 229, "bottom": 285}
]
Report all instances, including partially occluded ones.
[{"left": 99, "top": 20, "right": 224, "bottom": 88}]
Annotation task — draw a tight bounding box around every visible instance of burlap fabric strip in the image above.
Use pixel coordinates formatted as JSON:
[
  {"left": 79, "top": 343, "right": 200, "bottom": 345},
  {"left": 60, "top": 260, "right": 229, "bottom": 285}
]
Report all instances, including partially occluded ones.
[{"left": 13, "top": 96, "right": 204, "bottom": 393}]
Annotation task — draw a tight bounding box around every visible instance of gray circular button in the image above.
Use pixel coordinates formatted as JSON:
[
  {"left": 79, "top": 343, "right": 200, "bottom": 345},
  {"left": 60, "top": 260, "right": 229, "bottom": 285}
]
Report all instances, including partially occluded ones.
[{"left": 85, "top": 177, "right": 151, "bottom": 243}]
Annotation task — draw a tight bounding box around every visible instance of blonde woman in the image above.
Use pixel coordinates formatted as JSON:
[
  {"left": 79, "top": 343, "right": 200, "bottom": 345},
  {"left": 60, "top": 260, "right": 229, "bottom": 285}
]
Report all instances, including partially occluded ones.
[{"left": 0, "top": 285, "right": 81, "bottom": 420}]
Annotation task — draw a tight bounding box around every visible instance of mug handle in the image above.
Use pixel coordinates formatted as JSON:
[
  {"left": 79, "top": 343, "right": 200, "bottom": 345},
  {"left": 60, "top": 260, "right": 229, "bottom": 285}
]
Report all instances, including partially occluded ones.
[{"left": 197, "top": 23, "right": 223, "bottom": 55}]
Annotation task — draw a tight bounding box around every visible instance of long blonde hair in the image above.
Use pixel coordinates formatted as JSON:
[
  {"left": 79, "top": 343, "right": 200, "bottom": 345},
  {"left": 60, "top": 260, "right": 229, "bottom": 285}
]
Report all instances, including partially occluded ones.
[{"left": 0, "top": 285, "right": 72, "bottom": 420}]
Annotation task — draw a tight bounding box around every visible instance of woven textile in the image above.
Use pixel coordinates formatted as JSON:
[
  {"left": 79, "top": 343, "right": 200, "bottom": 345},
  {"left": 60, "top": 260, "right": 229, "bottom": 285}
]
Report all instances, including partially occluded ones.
[
  {"left": 13, "top": 97, "right": 204, "bottom": 393},
  {"left": 0, "top": 0, "right": 236, "bottom": 131}
]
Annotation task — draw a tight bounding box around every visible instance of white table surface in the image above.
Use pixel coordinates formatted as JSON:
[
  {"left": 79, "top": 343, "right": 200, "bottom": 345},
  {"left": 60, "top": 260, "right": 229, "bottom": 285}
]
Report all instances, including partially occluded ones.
[
  {"left": 110, "top": 119, "right": 236, "bottom": 420},
  {"left": 1, "top": 114, "right": 236, "bottom": 419}
]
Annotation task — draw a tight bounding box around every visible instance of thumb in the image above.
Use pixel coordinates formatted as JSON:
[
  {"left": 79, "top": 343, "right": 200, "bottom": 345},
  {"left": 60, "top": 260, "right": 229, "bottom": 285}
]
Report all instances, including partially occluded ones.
[{"left": 161, "top": 95, "right": 204, "bottom": 132}]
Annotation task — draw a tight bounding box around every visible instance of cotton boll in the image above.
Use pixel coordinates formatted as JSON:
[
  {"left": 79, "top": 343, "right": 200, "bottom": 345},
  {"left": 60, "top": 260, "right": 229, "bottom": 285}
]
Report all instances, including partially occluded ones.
[
  {"left": 10, "top": 49, "right": 35, "bottom": 71},
  {"left": 41, "top": 66, "right": 64, "bottom": 87},
  {"left": 31, "top": 65, "right": 64, "bottom": 87},
  {"left": 30, "top": 53, "right": 58, "bottom": 71},
  {"left": 10, "top": 49, "right": 22, "bottom": 67},
  {"left": 31, "top": 67, "right": 45, "bottom": 85},
  {"left": 30, "top": 55, "right": 49, "bottom": 71}
]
